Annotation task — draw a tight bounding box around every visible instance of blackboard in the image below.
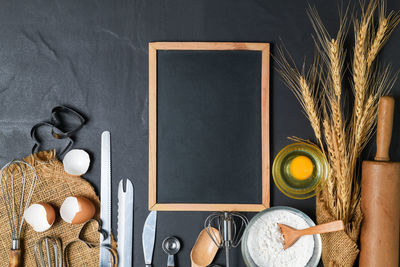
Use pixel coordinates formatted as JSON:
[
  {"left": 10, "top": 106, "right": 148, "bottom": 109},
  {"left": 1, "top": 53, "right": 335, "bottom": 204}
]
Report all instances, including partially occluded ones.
[{"left": 149, "top": 42, "right": 270, "bottom": 211}]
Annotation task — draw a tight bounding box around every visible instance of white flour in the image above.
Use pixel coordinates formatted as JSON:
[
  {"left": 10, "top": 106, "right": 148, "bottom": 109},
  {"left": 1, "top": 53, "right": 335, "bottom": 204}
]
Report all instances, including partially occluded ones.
[{"left": 247, "top": 209, "right": 314, "bottom": 267}]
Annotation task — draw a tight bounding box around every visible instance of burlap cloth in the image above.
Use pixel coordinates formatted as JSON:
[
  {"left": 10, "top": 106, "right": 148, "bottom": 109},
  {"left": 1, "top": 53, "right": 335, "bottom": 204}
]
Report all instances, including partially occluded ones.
[
  {"left": 316, "top": 189, "right": 362, "bottom": 267},
  {"left": 0, "top": 150, "right": 115, "bottom": 266}
]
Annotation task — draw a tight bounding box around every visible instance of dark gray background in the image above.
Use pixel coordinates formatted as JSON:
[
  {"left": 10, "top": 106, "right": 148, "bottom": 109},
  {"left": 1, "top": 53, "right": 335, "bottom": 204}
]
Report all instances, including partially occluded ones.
[{"left": 0, "top": 0, "right": 399, "bottom": 266}]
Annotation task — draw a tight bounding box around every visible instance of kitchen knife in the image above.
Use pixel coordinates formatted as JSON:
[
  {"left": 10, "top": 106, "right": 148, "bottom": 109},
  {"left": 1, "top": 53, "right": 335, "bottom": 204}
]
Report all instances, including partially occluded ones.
[
  {"left": 100, "top": 131, "right": 112, "bottom": 267},
  {"left": 142, "top": 211, "right": 157, "bottom": 267},
  {"left": 117, "top": 179, "right": 134, "bottom": 267}
]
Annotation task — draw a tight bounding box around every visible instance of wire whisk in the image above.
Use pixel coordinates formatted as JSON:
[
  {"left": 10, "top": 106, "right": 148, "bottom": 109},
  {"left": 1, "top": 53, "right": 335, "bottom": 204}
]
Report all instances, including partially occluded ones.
[
  {"left": 0, "top": 160, "right": 37, "bottom": 267},
  {"left": 204, "top": 212, "right": 248, "bottom": 267},
  {"left": 34, "top": 236, "right": 62, "bottom": 267}
]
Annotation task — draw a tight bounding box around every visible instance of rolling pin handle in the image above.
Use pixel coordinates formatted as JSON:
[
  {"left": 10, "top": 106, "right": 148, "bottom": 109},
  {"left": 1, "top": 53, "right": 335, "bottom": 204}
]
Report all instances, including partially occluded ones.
[{"left": 375, "top": 96, "right": 395, "bottom": 162}]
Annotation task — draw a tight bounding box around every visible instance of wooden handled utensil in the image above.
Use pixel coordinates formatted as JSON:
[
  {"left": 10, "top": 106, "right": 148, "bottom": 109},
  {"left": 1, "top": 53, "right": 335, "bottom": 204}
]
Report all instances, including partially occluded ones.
[
  {"left": 360, "top": 96, "right": 400, "bottom": 267},
  {"left": 191, "top": 228, "right": 220, "bottom": 267},
  {"left": 0, "top": 161, "right": 38, "bottom": 267},
  {"left": 278, "top": 220, "right": 344, "bottom": 250}
]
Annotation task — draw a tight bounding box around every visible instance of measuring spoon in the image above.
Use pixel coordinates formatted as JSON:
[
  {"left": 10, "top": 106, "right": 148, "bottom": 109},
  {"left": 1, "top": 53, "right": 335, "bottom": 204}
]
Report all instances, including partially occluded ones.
[{"left": 162, "top": 236, "right": 181, "bottom": 267}]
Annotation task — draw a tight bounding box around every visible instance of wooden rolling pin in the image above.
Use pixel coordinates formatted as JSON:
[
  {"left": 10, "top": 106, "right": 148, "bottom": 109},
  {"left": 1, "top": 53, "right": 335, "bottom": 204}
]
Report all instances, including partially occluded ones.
[{"left": 359, "top": 96, "right": 400, "bottom": 267}]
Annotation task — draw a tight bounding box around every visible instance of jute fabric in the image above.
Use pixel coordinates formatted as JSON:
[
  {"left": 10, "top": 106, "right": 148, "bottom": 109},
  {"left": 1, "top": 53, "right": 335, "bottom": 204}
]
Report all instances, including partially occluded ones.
[
  {"left": 0, "top": 150, "right": 113, "bottom": 266},
  {"left": 316, "top": 189, "right": 362, "bottom": 267}
]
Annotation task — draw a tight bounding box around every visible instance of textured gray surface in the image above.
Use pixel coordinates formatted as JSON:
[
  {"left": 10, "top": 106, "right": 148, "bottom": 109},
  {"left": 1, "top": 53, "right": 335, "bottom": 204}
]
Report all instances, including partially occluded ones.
[{"left": 0, "top": 0, "right": 399, "bottom": 266}]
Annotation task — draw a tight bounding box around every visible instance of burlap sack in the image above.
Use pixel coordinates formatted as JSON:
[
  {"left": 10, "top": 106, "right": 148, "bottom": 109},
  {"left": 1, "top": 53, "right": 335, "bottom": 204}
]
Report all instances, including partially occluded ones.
[
  {"left": 0, "top": 150, "right": 114, "bottom": 266},
  {"left": 316, "top": 189, "right": 362, "bottom": 267}
]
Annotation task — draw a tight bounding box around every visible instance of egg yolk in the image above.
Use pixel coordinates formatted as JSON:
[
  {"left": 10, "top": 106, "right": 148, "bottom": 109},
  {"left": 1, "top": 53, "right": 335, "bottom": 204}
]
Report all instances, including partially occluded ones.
[{"left": 289, "top": 155, "right": 314, "bottom": 180}]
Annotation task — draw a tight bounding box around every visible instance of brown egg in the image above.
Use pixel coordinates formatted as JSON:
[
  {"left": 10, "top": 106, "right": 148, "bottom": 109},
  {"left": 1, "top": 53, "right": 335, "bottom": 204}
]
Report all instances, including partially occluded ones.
[
  {"left": 60, "top": 196, "right": 95, "bottom": 224},
  {"left": 24, "top": 203, "right": 56, "bottom": 232}
]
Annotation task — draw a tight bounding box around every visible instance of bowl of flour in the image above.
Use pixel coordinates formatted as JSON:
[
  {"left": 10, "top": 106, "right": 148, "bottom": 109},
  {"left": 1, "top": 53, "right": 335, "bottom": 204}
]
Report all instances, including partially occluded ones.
[{"left": 241, "top": 206, "right": 321, "bottom": 267}]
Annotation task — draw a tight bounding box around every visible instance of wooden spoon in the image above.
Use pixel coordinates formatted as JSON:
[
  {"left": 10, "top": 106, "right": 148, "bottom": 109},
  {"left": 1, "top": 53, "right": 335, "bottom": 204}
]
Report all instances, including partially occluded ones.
[
  {"left": 190, "top": 227, "right": 221, "bottom": 267},
  {"left": 278, "top": 220, "right": 344, "bottom": 250}
]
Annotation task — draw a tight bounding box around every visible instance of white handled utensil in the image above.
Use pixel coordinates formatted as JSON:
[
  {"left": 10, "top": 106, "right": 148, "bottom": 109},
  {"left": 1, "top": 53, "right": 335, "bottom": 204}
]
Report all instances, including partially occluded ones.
[
  {"left": 117, "top": 179, "right": 134, "bottom": 267},
  {"left": 100, "top": 131, "right": 112, "bottom": 266}
]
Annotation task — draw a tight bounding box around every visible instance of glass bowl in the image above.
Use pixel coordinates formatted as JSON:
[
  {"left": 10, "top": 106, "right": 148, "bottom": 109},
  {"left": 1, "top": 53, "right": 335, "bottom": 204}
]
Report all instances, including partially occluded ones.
[
  {"left": 272, "top": 142, "right": 329, "bottom": 199},
  {"left": 241, "top": 206, "right": 322, "bottom": 267}
]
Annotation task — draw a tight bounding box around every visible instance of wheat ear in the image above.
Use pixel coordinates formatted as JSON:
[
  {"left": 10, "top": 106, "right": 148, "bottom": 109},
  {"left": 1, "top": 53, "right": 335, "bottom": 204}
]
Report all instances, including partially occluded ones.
[
  {"left": 275, "top": 47, "right": 323, "bottom": 149},
  {"left": 367, "top": 1, "right": 400, "bottom": 68}
]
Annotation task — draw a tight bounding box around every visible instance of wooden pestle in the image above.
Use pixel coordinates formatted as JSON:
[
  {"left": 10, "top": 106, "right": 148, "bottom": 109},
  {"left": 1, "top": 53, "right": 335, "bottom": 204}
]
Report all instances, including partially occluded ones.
[{"left": 359, "top": 96, "right": 400, "bottom": 267}]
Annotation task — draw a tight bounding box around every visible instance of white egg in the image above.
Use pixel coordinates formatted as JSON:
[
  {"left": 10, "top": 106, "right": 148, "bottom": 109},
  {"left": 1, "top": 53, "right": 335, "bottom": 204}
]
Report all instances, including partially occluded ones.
[{"left": 63, "top": 149, "right": 90, "bottom": 176}]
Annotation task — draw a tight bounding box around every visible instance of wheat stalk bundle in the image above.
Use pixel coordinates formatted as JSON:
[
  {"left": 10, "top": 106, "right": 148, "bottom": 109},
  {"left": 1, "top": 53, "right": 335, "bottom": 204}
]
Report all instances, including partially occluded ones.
[{"left": 276, "top": 1, "right": 399, "bottom": 264}]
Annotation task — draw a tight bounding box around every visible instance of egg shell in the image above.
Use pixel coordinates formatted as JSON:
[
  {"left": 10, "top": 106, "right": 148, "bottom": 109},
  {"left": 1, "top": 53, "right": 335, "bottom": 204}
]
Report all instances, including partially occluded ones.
[
  {"left": 60, "top": 196, "right": 95, "bottom": 224},
  {"left": 24, "top": 203, "right": 56, "bottom": 232},
  {"left": 63, "top": 149, "right": 90, "bottom": 176},
  {"left": 42, "top": 203, "right": 56, "bottom": 225},
  {"left": 73, "top": 196, "right": 95, "bottom": 224}
]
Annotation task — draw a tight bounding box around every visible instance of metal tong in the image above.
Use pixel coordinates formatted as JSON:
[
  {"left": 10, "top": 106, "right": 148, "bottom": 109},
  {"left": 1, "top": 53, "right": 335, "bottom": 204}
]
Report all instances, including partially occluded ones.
[{"left": 34, "top": 237, "right": 62, "bottom": 267}]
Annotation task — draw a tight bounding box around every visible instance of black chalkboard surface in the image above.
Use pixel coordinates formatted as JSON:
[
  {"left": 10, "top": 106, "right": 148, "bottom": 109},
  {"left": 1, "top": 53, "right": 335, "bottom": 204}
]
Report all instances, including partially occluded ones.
[{"left": 149, "top": 42, "right": 269, "bottom": 211}]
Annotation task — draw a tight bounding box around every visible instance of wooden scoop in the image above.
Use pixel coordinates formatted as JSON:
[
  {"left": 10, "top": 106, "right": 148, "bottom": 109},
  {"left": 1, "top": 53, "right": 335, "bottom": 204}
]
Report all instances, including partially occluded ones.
[
  {"left": 190, "top": 227, "right": 221, "bottom": 267},
  {"left": 278, "top": 220, "right": 344, "bottom": 249}
]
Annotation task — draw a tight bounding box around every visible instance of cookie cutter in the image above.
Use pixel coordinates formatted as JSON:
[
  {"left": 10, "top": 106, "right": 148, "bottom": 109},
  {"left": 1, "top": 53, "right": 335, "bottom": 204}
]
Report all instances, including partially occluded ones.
[{"left": 63, "top": 219, "right": 118, "bottom": 267}]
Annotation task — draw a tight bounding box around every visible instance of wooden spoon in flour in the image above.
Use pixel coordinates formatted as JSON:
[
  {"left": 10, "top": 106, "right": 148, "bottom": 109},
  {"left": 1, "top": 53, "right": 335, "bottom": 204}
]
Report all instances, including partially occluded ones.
[{"left": 278, "top": 220, "right": 344, "bottom": 249}]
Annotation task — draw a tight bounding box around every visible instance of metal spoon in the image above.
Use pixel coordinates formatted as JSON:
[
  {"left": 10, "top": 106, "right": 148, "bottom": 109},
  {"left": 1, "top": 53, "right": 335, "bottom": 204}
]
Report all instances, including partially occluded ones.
[{"left": 162, "top": 236, "right": 181, "bottom": 267}]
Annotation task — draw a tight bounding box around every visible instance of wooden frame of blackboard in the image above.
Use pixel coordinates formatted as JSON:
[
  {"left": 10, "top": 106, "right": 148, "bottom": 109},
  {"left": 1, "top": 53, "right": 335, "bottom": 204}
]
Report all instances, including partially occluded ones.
[{"left": 149, "top": 42, "right": 270, "bottom": 211}]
